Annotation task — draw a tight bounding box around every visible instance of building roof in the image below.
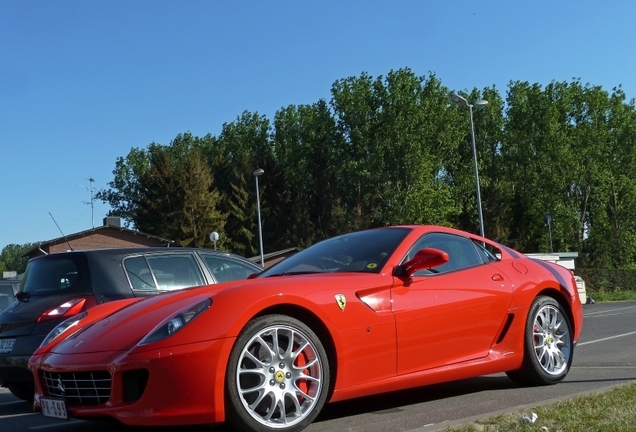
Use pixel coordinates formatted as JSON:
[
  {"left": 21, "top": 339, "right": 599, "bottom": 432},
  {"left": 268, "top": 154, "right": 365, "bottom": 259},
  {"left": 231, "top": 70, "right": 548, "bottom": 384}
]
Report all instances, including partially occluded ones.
[{"left": 23, "top": 220, "right": 174, "bottom": 257}]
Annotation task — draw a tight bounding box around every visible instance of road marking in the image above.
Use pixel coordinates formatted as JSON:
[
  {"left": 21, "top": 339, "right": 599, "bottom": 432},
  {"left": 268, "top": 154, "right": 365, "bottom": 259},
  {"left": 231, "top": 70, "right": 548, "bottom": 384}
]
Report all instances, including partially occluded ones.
[
  {"left": 584, "top": 305, "right": 636, "bottom": 317},
  {"left": 0, "top": 412, "right": 38, "bottom": 419},
  {"left": 0, "top": 400, "right": 28, "bottom": 406},
  {"left": 578, "top": 330, "right": 636, "bottom": 346}
]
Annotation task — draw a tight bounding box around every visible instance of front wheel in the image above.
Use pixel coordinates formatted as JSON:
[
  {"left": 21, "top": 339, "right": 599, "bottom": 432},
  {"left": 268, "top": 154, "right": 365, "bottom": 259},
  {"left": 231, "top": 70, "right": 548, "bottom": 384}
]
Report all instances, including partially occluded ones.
[
  {"left": 225, "top": 315, "right": 330, "bottom": 432},
  {"left": 507, "top": 295, "right": 574, "bottom": 386},
  {"left": 7, "top": 382, "right": 34, "bottom": 402}
]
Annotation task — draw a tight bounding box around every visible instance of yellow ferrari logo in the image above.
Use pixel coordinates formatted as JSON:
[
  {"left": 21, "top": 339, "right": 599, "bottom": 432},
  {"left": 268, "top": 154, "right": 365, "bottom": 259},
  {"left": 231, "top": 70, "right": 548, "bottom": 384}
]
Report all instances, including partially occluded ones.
[
  {"left": 335, "top": 294, "right": 346, "bottom": 311},
  {"left": 275, "top": 370, "right": 285, "bottom": 383}
]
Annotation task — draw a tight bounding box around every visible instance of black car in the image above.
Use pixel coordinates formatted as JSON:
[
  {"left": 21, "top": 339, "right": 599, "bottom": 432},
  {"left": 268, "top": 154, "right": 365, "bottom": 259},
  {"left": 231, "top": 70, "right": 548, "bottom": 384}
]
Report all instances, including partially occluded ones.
[{"left": 0, "top": 247, "right": 262, "bottom": 401}]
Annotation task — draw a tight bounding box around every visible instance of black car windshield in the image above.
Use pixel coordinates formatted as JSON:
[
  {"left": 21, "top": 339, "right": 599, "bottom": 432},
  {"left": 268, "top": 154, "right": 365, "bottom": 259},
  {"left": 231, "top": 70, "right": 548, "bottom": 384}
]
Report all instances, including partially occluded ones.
[{"left": 259, "top": 227, "right": 411, "bottom": 277}]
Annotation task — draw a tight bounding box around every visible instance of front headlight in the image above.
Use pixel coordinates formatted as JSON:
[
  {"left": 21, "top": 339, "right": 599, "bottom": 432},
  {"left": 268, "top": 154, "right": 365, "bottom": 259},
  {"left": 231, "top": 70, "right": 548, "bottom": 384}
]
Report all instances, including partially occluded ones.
[
  {"left": 139, "top": 298, "right": 211, "bottom": 345},
  {"left": 40, "top": 311, "right": 88, "bottom": 348}
]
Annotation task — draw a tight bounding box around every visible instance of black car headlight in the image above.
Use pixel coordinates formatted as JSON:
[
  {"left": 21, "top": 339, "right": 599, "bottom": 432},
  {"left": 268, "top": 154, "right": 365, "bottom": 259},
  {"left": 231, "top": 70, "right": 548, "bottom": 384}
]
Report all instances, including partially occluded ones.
[
  {"left": 40, "top": 311, "right": 88, "bottom": 348},
  {"left": 139, "top": 298, "right": 211, "bottom": 345}
]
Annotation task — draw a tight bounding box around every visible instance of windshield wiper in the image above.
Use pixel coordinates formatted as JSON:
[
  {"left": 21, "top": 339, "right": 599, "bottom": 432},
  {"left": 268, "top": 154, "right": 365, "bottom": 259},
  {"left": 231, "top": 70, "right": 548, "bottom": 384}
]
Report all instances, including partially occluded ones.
[{"left": 266, "top": 271, "right": 324, "bottom": 277}]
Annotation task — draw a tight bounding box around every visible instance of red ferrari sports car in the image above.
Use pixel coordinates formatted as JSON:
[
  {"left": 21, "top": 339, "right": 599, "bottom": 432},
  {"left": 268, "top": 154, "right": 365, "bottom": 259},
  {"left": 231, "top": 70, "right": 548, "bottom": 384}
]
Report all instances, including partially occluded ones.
[{"left": 29, "top": 225, "right": 583, "bottom": 432}]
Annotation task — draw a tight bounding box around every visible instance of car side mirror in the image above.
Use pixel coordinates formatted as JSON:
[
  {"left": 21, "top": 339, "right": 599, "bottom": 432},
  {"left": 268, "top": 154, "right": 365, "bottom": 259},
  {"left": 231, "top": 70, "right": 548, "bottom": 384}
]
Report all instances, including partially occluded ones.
[{"left": 399, "top": 248, "right": 449, "bottom": 276}]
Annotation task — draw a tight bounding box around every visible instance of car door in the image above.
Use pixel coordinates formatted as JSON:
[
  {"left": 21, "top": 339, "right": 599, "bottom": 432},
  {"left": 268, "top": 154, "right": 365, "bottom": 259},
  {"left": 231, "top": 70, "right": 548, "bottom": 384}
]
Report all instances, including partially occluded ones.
[{"left": 392, "top": 233, "right": 513, "bottom": 375}]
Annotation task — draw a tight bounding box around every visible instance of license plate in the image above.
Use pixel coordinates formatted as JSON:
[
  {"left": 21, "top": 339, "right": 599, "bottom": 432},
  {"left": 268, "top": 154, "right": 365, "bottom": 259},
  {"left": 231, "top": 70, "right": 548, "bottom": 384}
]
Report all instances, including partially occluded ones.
[
  {"left": 41, "top": 397, "right": 68, "bottom": 420},
  {"left": 0, "top": 338, "right": 15, "bottom": 354}
]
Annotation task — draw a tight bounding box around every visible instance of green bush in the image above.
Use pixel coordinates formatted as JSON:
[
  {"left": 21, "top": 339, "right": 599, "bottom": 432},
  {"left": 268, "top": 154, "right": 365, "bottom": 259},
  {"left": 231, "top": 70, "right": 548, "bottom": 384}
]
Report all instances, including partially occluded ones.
[{"left": 576, "top": 268, "right": 636, "bottom": 294}]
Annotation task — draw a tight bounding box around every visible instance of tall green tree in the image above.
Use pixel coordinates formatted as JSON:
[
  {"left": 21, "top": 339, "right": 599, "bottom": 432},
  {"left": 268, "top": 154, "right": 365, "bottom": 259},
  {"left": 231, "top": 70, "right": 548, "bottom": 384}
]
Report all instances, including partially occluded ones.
[
  {"left": 0, "top": 243, "right": 37, "bottom": 274},
  {"left": 272, "top": 100, "right": 342, "bottom": 246},
  {"left": 330, "top": 68, "right": 461, "bottom": 229},
  {"left": 210, "top": 111, "right": 276, "bottom": 257},
  {"left": 134, "top": 146, "right": 225, "bottom": 247},
  {"left": 96, "top": 147, "right": 151, "bottom": 226}
]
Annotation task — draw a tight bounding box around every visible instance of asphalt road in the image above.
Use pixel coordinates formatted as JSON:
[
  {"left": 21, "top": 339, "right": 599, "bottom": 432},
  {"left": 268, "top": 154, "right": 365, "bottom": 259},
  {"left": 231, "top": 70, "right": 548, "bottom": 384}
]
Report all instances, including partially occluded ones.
[{"left": 1, "top": 301, "right": 635, "bottom": 432}]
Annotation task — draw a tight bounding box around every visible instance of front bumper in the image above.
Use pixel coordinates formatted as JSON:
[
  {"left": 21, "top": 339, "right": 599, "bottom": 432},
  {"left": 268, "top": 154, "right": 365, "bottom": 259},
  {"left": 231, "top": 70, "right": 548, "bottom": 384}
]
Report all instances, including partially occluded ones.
[
  {"left": 30, "top": 337, "right": 235, "bottom": 426},
  {"left": 0, "top": 333, "right": 48, "bottom": 385}
]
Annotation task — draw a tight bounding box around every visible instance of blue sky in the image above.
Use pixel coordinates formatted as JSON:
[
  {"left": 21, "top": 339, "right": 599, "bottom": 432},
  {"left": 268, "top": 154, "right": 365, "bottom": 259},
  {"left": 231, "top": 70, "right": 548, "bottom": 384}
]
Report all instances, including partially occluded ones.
[{"left": 1, "top": 1, "right": 635, "bottom": 251}]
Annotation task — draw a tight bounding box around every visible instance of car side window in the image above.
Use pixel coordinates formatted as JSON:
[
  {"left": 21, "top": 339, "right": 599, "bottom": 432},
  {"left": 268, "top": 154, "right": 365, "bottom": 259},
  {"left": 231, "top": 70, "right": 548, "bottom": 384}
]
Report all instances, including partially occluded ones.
[
  {"left": 200, "top": 254, "right": 258, "bottom": 283},
  {"left": 124, "top": 256, "right": 157, "bottom": 291},
  {"left": 405, "top": 233, "right": 484, "bottom": 275},
  {"left": 0, "top": 283, "right": 15, "bottom": 312},
  {"left": 473, "top": 240, "right": 500, "bottom": 262},
  {"left": 145, "top": 254, "right": 205, "bottom": 291}
]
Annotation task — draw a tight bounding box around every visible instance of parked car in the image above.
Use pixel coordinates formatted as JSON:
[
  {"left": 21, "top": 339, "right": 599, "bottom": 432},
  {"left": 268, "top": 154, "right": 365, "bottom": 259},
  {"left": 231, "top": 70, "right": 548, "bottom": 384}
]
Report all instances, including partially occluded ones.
[
  {"left": 0, "top": 278, "right": 20, "bottom": 313},
  {"left": 574, "top": 275, "right": 594, "bottom": 304},
  {"left": 29, "top": 226, "right": 583, "bottom": 431},
  {"left": 0, "top": 247, "right": 261, "bottom": 401}
]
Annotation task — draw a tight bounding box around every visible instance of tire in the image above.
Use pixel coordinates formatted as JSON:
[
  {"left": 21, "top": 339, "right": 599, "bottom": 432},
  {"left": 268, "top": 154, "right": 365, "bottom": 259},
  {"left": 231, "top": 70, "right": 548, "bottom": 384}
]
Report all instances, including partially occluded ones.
[
  {"left": 8, "top": 382, "right": 34, "bottom": 402},
  {"left": 225, "top": 315, "right": 330, "bottom": 432},
  {"left": 506, "top": 295, "right": 574, "bottom": 386}
]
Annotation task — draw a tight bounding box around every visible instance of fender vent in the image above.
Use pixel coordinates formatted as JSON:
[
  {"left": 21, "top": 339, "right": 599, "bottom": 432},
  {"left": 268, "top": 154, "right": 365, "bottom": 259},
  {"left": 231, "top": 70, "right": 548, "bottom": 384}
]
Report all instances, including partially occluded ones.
[{"left": 496, "top": 314, "right": 515, "bottom": 344}]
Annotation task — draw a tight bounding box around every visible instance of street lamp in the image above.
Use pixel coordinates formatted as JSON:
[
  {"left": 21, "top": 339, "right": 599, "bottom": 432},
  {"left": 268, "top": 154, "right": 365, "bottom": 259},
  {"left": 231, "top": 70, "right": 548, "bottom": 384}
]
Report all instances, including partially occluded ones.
[
  {"left": 543, "top": 214, "right": 554, "bottom": 253},
  {"left": 209, "top": 231, "right": 219, "bottom": 250},
  {"left": 450, "top": 93, "right": 488, "bottom": 238},
  {"left": 253, "top": 168, "right": 265, "bottom": 267}
]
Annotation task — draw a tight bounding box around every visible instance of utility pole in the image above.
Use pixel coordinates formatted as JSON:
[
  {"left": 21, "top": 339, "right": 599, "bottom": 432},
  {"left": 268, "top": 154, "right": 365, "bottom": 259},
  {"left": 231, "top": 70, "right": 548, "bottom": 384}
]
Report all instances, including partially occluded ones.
[{"left": 80, "top": 176, "right": 96, "bottom": 229}]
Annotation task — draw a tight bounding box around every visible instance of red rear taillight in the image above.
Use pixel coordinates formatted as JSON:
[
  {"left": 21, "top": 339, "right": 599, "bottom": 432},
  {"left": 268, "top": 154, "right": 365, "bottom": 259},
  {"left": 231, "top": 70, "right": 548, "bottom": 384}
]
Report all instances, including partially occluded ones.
[{"left": 37, "top": 297, "right": 97, "bottom": 322}]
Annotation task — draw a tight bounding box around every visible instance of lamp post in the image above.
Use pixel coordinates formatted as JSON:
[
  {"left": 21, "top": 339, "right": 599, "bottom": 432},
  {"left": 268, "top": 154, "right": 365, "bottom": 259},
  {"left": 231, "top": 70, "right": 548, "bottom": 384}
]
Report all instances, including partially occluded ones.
[
  {"left": 253, "top": 168, "right": 265, "bottom": 267},
  {"left": 209, "top": 231, "right": 219, "bottom": 250},
  {"left": 543, "top": 214, "right": 554, "bottom": 253},
  {"left": 450, "top": 94, "right": 488, "bottom": 238}
]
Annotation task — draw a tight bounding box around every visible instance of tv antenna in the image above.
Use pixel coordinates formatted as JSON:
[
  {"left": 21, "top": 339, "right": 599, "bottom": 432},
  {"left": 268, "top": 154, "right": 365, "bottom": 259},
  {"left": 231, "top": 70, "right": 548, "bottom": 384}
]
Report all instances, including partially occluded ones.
[
  {"left": 79, "top": 176, "right": 96, "bottom": 229},
  {"left": 49, "top": 212, "right": 74, "bottom": 251}
]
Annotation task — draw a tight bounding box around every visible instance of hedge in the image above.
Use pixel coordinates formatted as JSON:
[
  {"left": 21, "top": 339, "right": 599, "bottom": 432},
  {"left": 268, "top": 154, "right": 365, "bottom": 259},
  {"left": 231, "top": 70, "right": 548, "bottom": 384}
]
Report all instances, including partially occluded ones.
[{"left": 576, "top": 269, "right": 636, "bottom": 294}]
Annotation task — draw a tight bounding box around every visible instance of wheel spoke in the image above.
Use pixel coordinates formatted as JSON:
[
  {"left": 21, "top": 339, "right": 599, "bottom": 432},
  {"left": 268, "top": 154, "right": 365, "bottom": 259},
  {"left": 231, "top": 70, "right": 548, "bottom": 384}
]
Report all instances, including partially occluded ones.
[
  {"left": 246, "top": 388, "right": 268, "bottom": 410},
  {"left": 242, "top": 349, "right": 267, "bottom": 370}
]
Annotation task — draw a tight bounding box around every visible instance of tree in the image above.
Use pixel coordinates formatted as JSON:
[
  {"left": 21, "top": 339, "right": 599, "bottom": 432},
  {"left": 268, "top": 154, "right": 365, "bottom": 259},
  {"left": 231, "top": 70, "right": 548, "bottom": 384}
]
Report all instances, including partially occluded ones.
[
  {"left": 210, "top": 112, "right": 276, "bottom": 256},
  {"left": 96, "top": 147, "right": 151, "bottom": 227},
  {"left": 0, "top": 243, "right": 37, "bottom": 274},
  {"left": 272, "top": 100, "right": 342, "bottom": 245},
  {"left": 133, "top": 146, "right": 225, "bottom": 247},
  {"left": 330, "top": 68, "right": 461, "bottom": 229}
]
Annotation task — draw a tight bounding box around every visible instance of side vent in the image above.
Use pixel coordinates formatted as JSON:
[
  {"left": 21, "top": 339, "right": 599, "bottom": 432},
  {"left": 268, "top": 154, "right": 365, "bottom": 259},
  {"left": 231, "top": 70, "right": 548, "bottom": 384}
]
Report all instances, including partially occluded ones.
[
  {"left": 496, "top": 314, "right": 515, "bottom": 344},
  {"left": 123, "top": 369, "right": 149, "bottom": 402}
]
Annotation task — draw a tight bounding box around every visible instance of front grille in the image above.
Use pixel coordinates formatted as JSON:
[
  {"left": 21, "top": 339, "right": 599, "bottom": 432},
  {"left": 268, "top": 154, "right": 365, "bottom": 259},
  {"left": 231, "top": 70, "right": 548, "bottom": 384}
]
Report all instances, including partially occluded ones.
[{"left": 40, "top": 370, "right": 111, "bottom": 405}]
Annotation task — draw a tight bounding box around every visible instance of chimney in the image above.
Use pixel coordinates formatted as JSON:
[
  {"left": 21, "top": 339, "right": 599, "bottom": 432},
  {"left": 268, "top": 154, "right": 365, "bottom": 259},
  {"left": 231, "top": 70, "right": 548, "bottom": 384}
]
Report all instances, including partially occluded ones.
[{"left": 103, "top": 217, "right": 122, "bottom": 228}]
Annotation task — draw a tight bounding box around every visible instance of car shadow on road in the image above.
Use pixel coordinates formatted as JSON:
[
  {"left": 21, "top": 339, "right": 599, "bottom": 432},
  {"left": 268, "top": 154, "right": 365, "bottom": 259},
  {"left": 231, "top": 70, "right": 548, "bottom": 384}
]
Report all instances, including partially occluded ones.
[
  {"left": 315, "top": 374, "right": 516, "bottom": 423},
  {"left": 0, "top": 391, "right": 32, "bottom": 416}
]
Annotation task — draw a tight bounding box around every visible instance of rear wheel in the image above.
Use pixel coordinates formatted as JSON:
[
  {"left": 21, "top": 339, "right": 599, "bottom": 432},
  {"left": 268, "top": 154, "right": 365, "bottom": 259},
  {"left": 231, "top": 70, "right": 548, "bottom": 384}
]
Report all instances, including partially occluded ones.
[
  {"left": 507, "top": 295, "right": 574, "bottom": 386},
  {"left": 225, "top": 315, "right": 329, "bottom": 432}
]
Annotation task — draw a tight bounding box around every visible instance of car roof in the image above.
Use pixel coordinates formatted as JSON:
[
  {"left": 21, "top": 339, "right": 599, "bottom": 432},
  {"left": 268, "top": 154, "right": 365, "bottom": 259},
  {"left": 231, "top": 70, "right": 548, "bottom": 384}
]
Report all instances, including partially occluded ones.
[
  {"left": 28, "top": 247, "right": 257, "bottom": 265},
  {"left": 31, "top": 247, "right": 236, "bottom": 256}
]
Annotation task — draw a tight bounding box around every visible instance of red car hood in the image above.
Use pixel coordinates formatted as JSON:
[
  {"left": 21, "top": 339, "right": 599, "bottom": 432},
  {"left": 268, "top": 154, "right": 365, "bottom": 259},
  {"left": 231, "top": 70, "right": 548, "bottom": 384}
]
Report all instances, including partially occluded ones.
[
  {"left": 47, "top": 272, "right": 390, "bottom": 356},
  {"left": 49, "top": 283, "right": 233, "bottom": 355}
]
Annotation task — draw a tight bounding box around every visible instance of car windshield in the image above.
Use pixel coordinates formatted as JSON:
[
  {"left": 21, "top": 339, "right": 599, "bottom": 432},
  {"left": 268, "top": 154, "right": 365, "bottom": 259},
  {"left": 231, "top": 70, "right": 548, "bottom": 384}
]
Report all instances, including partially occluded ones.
[{"left": 259, "top": 227, "right": 411, "bottom": 277}]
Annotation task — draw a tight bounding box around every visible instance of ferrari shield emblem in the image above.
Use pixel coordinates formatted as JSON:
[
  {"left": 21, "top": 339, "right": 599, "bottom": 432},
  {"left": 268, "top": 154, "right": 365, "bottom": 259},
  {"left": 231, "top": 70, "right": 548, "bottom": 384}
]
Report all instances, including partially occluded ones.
[{"left": 335, "top": 294, "right": 346, "bottom": 311}]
